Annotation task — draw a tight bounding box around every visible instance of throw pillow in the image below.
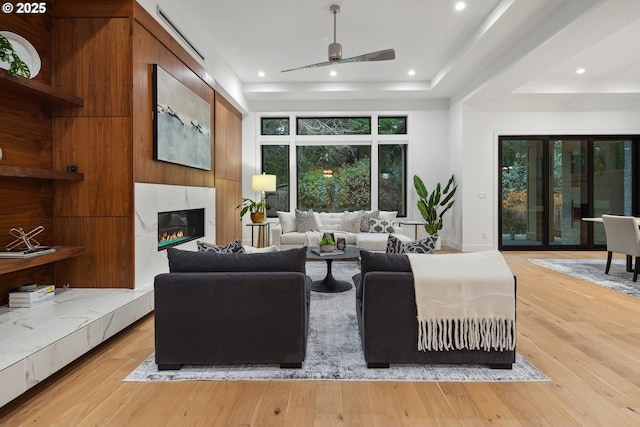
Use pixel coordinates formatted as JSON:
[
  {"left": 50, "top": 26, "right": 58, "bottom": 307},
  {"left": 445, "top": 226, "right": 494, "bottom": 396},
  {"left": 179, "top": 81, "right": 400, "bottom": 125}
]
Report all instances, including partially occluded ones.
[
  {"left": 360, "top": 210, "right": 379, "bottom": 232},
  {"left": 167, "top": 247, "right": 306, "bottom": 273},
  {"left": 340, "top": 211, "right": 363, "bottom": 233},
  {"left": 197, "top": 239, "right": 245, "bottom": 253},
  {"left": 242, "top": 245, "right": 279, "bottom": 254},
  {"left": 379, "top": 210, "right": 398, "bottom": 223},
  {"left": 369, "top": 218, "right": 395, "bottom": 233},
  {"left": 296, "top": 209, "right": 319, "bottom": 232},
  {"left": 277, "top": 211, "right": 296, "bottom": 233},
  {"left": 386, "top": 234, "right": 437, "bottom": 254}
]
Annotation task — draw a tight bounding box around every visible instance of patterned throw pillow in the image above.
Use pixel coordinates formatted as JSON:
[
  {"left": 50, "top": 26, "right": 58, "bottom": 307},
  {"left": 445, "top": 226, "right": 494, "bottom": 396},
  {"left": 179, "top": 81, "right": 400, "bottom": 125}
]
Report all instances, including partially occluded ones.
[
  {"left": 295, "top": 209, "right": 319, "bottom": 232},
  {"left": 197, "top": 239, "right": 245, "bottom": 253},
  {"left": 386, "top": 235, "right": 437, "bottom": 254},
  {"left": 360, "top": 210, "right": 379, "bottom": 232},
  {"left": 369, "top": 218, "right": 395, "bottom": 233}
]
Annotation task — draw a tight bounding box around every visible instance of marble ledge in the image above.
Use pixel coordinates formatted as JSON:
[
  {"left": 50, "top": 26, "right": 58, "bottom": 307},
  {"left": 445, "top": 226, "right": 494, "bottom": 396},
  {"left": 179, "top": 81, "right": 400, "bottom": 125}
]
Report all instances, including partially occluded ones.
[{"left": 0, "top": 285, "right": 154, "bottom": 408}]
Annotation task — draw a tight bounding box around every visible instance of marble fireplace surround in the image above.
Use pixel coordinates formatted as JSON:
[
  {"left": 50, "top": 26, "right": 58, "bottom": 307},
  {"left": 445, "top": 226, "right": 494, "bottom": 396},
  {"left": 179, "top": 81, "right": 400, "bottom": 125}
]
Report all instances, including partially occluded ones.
[
  {"left": 135, "top": 183, "right": 216, "bottom": 288},
  {"left": 0, "top": 183, "right": 215, "bottom": 408}
]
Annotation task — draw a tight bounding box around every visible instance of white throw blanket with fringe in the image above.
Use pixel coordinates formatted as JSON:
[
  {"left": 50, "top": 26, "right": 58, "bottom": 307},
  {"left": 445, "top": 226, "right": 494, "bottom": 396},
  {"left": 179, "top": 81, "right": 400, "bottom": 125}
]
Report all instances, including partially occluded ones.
[{"left": 407, "top": 251, "right": 516, "bottom": 352}]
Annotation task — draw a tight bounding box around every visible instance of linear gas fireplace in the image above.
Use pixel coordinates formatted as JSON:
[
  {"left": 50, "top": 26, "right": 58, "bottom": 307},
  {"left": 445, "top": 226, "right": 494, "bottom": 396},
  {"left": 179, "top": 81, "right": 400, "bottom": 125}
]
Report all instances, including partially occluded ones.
[{"left": 157, "top": 208, "right": 205, "bottom": 250}]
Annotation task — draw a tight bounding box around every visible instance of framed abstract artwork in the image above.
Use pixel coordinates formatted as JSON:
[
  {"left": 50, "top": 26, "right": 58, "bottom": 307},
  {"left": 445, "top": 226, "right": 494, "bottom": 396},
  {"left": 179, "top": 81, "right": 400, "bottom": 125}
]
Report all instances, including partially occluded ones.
[{"left": 153, "top": 64, "right": 211, "bottom": 170}]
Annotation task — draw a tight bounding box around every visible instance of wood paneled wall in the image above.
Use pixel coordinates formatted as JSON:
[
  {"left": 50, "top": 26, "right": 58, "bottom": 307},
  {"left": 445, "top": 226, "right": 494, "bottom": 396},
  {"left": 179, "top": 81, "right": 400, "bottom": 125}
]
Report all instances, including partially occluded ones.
[
  {"left": 0, "top": 0, "right": 243, "bottom": 298},
  {"left": 214, "top": 94, "right": 243, "bottom": 244}
]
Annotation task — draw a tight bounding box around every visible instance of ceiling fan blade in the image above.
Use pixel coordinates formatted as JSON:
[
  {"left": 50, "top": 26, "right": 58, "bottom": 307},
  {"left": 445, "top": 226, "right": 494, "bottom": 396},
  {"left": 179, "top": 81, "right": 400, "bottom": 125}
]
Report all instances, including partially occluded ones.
[
  {"left": 338, "top": 49, "right": 396, "bottom": 64},
  {"left": 281, "top": 60, "right": 334, "bottom": 73}
]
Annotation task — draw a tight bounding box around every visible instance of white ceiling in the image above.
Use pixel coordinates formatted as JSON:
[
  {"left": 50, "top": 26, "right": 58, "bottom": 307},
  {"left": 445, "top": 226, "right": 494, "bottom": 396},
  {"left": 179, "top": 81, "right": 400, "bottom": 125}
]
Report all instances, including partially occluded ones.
[{"left": 147, "top": 0, "right": 640, "bottom": 112}]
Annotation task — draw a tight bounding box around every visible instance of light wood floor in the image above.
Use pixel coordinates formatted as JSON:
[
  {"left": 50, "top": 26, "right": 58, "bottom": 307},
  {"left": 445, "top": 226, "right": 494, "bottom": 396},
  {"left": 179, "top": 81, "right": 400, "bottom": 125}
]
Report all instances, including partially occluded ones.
[{"left": 1, "top": 251, "right": 640, "bottom": 426}]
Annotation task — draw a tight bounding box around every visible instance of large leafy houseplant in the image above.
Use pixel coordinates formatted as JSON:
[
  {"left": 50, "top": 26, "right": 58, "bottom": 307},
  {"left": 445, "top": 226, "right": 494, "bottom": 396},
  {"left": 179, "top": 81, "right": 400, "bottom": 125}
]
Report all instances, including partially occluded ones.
[
  {"left": 414, "top": 174, "right": 457, "bottom": 236},
  {"left": 0, "top": 34, "right": 31, "bottom": 78}
]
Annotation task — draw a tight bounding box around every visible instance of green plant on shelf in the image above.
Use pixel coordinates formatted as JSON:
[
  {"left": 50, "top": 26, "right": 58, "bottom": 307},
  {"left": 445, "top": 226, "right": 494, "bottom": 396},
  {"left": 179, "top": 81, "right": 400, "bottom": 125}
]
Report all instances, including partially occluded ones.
[{"left": 0, "top": 34, "right": 31, "bottom": 78}]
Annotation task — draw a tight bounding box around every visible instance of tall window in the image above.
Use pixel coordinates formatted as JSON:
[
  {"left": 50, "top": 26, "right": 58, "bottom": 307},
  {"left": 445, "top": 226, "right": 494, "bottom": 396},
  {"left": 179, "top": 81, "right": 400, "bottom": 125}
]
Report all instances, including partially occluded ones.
[
  {"left": 378, "top": 144, "right": 406, "bottom": 216},
  {"left": 296, "top": 145, "right": 371, "bottom": 211},
  {"left": 261, "top": 145, "right": 289, "bottom": 215}
]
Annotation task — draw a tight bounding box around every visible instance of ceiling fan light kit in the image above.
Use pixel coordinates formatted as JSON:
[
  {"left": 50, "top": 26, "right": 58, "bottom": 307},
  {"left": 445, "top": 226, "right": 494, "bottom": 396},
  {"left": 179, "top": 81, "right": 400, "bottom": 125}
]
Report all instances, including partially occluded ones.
[{"left": 282, "top": 4, "right": 395, "bottom": 73}]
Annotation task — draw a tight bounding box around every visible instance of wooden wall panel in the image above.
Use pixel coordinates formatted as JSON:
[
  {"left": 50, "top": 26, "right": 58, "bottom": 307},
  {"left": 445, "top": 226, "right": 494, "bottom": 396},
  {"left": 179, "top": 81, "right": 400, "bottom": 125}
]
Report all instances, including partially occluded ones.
[
  {"left": 0, "top": 97, "right": 52, "bottom": 168},
  {"left": 214, "top": 94, "right": 242, "bottom": 182},
  {"left": 214, "top": 94, "right": 243, "bottom": 245},
  {"left": 131, "top": 21, "right": 214, "bottom": 187},
  {"left": 53, "top": 17, "right": 132, "bottom": 117},
  {"left": 54, "top": 217, "right": 134, "bottom": 287},
  {"left": 53, "top": 117, "right": 132, "bottom": 217},
  {"left": 215, "top": 178, "right": 242, "bottom": 244},
  {"left": 52, "top": 0, "right": 132, "bottom": 18}
]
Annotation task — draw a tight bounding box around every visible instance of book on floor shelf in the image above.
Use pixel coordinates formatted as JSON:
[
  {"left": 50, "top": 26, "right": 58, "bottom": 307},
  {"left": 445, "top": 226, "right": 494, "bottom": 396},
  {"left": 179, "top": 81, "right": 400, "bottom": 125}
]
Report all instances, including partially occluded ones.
[
  {"left": 9, "top": 294, "right": 55, "bottom": 308},
  {"left": 9, "top": 285, "right": 56, "bottom": 308}
]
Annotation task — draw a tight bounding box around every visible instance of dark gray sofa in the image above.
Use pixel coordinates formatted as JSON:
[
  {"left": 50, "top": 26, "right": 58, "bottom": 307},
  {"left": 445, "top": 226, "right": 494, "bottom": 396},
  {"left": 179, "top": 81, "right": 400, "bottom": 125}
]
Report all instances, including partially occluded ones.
[
  {"left": 354, "top": 250, "right": 516, "bottom": 369},
  {"left": 154, "top": 247, "right": 311, "bottom": 370}
]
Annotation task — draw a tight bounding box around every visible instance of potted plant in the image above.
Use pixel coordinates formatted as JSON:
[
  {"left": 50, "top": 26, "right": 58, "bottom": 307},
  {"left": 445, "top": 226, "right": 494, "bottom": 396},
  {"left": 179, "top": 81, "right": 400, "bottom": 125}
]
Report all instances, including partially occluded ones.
[
  {"left": 236, "top": 198, "right": 266, "bottom": 223},
  {"left": 0, "top": 34, "right": 31, "bottom": 78},
  {"left": 413, "top": 174, "right": 457, "bottom": 248},
  {"left": 319, "top": 236, "right": 336, "bottom": 252}
]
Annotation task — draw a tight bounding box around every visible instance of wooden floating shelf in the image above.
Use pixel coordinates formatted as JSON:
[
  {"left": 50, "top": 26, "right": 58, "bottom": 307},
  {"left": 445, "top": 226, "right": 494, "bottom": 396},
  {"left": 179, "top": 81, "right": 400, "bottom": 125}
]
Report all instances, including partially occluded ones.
[
  {"left": 0, "top": 165, "right": 84, "bottom": 181},
  {"left": 0, "top": 246, "right": 86, "bottom": 275},
  {"left": 0, "top": 70, "right": 84, "bottom": 107}
]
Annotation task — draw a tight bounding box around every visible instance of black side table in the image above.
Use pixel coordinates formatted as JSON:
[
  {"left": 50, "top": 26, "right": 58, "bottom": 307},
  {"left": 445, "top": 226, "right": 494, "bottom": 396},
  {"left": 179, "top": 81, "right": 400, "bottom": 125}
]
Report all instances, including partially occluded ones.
[{"left": 246, "top": 222, "right": 270, "bottom": 247}]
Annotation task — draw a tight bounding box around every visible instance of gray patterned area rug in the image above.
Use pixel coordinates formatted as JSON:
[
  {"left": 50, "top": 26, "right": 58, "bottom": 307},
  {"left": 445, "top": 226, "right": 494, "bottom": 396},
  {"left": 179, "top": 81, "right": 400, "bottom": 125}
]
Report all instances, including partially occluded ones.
[
  {"left": 529, "top": 258, "right": 640, "bottom": 299},
  {"left": 124, "top": 260, "right": 547, "bottom": 382}
]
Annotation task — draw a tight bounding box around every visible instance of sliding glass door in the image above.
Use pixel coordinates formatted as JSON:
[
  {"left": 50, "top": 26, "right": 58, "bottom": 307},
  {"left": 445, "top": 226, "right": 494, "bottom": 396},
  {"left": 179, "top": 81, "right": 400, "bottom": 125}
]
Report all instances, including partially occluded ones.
[{"left": 499, "top": 136, "right": 638, "bottom": 250}]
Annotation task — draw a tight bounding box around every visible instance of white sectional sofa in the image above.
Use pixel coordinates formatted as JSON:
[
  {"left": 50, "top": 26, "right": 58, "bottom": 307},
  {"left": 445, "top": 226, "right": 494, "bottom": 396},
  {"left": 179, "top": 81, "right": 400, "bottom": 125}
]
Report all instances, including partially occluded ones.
[{"left": 271, "top": 210, "right": 412, "bottom": 252}]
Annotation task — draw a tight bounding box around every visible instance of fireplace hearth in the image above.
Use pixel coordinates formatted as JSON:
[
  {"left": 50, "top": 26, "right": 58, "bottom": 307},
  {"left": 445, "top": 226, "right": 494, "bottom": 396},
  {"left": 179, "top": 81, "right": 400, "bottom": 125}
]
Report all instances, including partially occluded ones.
[{"left": 158, "top": 208, "right": 205, "bottom": 250}]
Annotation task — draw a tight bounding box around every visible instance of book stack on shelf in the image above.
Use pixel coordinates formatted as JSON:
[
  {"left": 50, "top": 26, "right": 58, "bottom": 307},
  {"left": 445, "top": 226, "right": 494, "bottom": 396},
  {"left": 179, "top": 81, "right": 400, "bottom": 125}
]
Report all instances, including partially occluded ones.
[{"left": 9, "top": 284, "right": 56, "bottom": 308}]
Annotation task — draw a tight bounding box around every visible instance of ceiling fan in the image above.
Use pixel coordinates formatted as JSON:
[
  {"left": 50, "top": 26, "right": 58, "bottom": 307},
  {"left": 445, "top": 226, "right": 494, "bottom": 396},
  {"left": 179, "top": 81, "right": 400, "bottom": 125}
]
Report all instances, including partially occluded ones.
[{"left": 281, "top": 4, "right": 395, "bottom": 73}]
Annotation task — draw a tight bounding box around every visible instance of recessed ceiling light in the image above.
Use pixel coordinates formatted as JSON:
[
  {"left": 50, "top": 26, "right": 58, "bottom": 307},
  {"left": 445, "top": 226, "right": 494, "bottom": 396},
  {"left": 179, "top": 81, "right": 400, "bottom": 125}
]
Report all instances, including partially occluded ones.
[
  {"left": 258, "top": 71, "right": 265, "bottom": 77},
  {"left": 408, "top": 69, "right": 416, "bottom": 76},
  {"left": 576, "top": 68, "right": 586, "bottom": 74},
  {"left": 455, "top": 2, "right": 466, "bottom": 11},
  {"left": 330, "top": 70, "right": 337, "bottom": 77}
]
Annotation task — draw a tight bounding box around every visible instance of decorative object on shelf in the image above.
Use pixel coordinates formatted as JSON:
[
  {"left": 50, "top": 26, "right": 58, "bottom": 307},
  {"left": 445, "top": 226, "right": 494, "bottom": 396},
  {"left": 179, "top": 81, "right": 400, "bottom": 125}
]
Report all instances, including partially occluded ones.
[
  {"left": 319, "top": 236, "right": 336, "bottom": 252},
  {"left": 5, "top": 225, "right": 45, "bottom": 251},
  {"left": 413, "top": 174, "right": 457, "bottom": 236},
  {"left": 0, "top": 31, "right": 40, "bottom": 78},
  {"left": 152, "top": 64, "right": 211, "bottom": 170},
  {"left": 0, "top": 146, "right": 3, "bottom": 161}
]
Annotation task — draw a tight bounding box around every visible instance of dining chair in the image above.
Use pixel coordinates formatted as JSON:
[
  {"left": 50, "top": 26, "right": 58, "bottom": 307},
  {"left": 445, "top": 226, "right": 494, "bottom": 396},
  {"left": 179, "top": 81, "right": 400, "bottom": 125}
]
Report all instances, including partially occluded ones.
[{"left": 601, "top": 214, "right": 640, "bottom": 282}]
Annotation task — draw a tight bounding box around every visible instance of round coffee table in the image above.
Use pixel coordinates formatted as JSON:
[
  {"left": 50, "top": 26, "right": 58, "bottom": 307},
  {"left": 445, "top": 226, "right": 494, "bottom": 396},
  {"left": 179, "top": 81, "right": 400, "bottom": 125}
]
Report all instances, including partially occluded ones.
[{"left": 306, "top": 246, "right": 360, "bottom": 293}]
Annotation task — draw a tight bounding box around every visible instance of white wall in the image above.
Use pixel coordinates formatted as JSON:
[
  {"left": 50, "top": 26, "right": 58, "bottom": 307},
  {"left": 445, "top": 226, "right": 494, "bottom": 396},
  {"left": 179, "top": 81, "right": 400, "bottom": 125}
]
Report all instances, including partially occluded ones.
[{"left": 458, "top": 106, "right": 640, "bottom": 252}]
